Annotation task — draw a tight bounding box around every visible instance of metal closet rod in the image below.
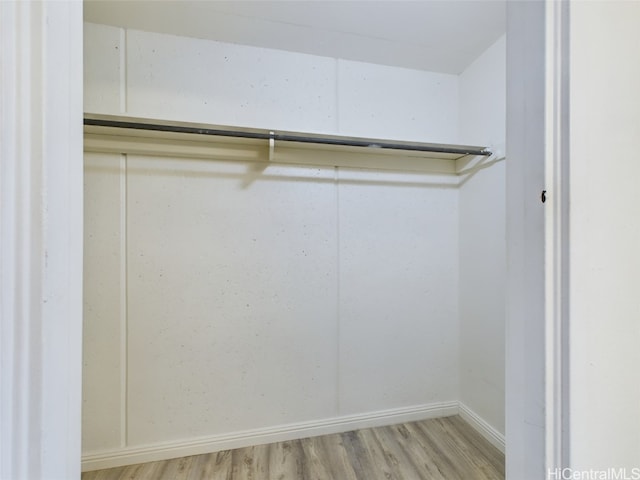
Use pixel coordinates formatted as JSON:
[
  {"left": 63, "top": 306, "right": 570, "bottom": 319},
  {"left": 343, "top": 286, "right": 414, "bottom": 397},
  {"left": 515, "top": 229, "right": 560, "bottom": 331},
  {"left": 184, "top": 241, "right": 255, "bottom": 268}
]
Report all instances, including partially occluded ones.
[{"left": 84, "top": 118, "right": 492, "bottom": 157}]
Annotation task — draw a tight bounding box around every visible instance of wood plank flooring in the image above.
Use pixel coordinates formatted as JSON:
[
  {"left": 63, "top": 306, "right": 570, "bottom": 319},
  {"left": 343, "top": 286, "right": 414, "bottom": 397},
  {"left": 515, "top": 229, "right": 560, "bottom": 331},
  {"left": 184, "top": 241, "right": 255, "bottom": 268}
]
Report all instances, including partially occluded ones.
[{"left": 82, "top": 415, "right": 504, "bottom": 480}]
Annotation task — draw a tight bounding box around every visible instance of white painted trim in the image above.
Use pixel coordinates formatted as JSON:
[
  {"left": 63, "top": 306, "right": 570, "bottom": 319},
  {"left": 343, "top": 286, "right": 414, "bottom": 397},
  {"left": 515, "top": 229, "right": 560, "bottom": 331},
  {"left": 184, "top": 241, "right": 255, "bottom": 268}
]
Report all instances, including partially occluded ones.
[
  {"left": 0, "top": 1, "right": 83, "bottom": 479},
  {"left": 82, "top": 401, "right": 458, "bottom": 471},
  {"left": 506, "top": 1, "right": 548, "bottom": 477},
  {"left": 544, "top": 0, "right": 570, "bottom": 471},
  {"left": 458, "top": 403, "right": 505, "bottom": 453}
]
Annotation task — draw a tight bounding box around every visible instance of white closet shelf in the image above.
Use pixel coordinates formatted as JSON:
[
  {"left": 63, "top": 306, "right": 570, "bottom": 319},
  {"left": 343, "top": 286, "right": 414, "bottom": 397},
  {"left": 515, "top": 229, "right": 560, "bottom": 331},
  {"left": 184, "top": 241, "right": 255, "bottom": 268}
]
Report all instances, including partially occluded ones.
[{"left": 84, "top": 114, "right": 491, "bottom": 174}]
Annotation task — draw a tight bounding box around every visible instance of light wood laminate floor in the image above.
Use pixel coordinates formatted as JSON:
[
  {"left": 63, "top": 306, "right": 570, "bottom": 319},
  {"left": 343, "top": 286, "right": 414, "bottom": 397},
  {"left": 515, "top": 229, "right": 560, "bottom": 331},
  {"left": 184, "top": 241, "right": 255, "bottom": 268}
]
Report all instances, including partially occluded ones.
[{"left": 82, "top": 415, "right": 504, "bottom": 480}]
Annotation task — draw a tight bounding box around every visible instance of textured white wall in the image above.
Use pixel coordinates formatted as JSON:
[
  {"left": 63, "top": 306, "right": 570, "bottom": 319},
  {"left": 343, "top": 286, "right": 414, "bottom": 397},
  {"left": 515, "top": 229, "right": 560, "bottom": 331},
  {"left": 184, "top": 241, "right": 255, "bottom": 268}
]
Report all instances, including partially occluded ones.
[
  {"left": 125, "top": 29, "right": 338, "bottom": 134},
  {"left": 125, "top": 158, "right": 339, "bottom": 445},
  {"left": 83, "top": 154, "right": 125, "bottom": 452},
  {"left": 336, "top": 59, "right": 458, "bottom": 143},
  {"left": 338, "top": 169, "right": 459, "bottom": 415},
  {"left": 85, "top": 23, "right": 459, "bottom": 142},
  {"left": 458, "top": 36, "right": 506, "bottom": 437},
  {"left": 83, "top": 22, "right": 460, "bottom": 462}
]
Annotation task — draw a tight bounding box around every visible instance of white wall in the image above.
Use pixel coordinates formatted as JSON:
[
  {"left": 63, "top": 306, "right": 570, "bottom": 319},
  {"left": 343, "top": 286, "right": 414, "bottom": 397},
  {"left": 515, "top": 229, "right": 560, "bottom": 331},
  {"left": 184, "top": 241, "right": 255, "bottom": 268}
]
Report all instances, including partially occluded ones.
[
  {"left": 458, "top": 35, "right": 506, "bottom": 441},
  {"left": 568, "top": 1, "right": 640, "bottom": 469},
  {"left": 83, "top": 23, "right": 461, "bottom": 468},
  {"left": 85, "top": 24, "right": 459, "bottom": 144}
]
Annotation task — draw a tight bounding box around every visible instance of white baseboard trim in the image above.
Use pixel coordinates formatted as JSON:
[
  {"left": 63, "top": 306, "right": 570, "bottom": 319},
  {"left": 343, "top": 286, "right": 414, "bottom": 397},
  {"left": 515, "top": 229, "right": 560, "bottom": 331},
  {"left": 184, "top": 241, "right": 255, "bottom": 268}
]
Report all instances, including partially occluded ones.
[
  {"left": 82, "top": 401, "right": 459, "bottom": 472},
  {"left": 458, "top": 402, "right": 505, "bottom": 453}
]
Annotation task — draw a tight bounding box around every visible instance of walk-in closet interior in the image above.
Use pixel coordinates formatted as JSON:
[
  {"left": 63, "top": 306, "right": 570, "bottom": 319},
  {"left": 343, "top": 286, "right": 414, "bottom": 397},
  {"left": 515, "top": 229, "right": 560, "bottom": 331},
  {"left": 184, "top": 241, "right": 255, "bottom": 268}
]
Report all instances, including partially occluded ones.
[{"left": 82, "top": 1, "right": 507, "bottom": 476}]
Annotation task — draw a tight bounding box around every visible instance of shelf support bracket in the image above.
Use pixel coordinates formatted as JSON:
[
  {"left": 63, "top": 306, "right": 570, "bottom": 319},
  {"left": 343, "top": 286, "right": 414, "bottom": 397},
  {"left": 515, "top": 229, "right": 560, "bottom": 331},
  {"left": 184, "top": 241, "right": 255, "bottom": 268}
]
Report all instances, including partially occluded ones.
[{"left": 269, "top": 131, "right": 275, "bottom": 162}]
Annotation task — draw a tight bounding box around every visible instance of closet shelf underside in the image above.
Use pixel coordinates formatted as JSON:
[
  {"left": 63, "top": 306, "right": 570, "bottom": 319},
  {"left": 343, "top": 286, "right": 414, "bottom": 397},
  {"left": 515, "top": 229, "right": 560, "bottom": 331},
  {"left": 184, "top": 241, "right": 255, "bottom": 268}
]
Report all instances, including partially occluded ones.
[{"left": 84, "top": 114, "right": 491, "bottom": 174}]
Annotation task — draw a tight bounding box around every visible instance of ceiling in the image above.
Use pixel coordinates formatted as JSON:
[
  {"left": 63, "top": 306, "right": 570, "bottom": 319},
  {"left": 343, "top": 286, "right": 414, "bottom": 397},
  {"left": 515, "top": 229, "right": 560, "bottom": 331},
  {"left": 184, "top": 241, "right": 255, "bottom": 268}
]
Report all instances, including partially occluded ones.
[{"left": 84, "top": 0, "right": 506, "bottom": 74}]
